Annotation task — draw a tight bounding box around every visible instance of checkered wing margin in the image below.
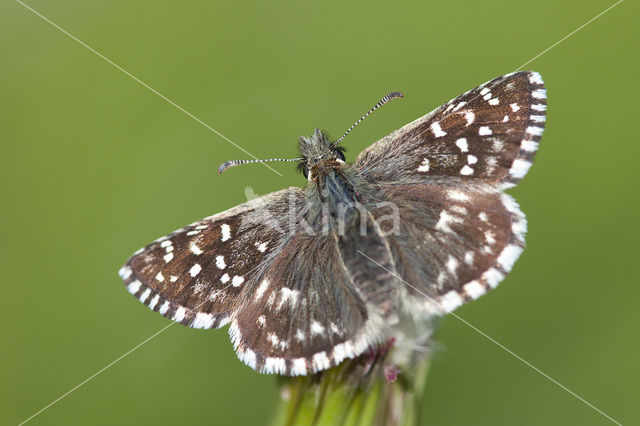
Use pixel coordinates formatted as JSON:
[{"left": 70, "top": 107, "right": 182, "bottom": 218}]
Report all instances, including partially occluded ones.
[{"left": 355, "top": 71, "right": 546, "bottom": 189}]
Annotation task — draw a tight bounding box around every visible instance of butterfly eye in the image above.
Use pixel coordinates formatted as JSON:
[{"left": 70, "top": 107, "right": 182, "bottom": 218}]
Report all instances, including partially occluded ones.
[
  {"left": 335, "top": 150, "right": 345, "bottom": 162},
  {"left": 296, "top": 160, "right": 309, "bottom": 178}
]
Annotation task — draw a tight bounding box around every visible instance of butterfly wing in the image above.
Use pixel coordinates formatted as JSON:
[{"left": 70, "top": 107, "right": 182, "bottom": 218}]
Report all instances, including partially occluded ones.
[
  {"left": 355, "top": 71, "right": 546, "bottom": 189},
  {"left": 231, "top": 231, "right": 389, "bottom": 376},
  {"left": 119, "top": 188, "right": 307, "bottom": 330},
  {"left": 120, "top": 187, "right": 387, "bottom": 376},
  {"left": 366, "top": 183, "right": 526, "bottom": 316},
  {"left": 355, "top": 71, "right": 545, "bottom": 314}
]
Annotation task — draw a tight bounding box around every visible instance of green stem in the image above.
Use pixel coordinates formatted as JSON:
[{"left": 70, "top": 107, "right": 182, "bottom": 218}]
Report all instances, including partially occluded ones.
[{"left": 271, "top": 349, "right": 431, "bottom": 426}]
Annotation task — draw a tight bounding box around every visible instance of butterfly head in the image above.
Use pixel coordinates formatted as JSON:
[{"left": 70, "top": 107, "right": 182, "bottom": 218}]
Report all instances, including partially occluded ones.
[{"left": 297, "top": 129, "right": 346, "bottom": 180}]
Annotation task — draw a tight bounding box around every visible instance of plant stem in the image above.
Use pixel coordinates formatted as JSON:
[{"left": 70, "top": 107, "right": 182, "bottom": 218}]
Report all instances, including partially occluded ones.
[{"left": 271, "top": 346, "right": 431, "bottom": 426}]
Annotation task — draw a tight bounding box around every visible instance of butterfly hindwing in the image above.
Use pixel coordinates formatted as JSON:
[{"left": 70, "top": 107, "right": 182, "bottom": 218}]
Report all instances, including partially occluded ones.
[
  {"left": 231, "top": 232, "right": 388, "bottom": 376},
  {"left": 355, "top": 71, "right": 546, "bottom": 188},
  {"left": 367, "top": 183, "right": 526, "bottom": 315}
]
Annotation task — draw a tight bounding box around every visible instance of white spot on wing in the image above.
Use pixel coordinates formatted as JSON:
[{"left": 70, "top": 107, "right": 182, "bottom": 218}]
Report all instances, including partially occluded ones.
[
  {"left": 255, "top": 279, "right": 270, "bottom": 301},
  {"left": 417, "top": 158, "right": 430, "bottom": 172},
  {"left": 485, "top": 268, "right": 505, "bottom": 288},
  {"left": 311, "top": 320, "right": 325, "bottom": 335},
  {"left": 190, "top": 242, "right": 203, "bottom": 255},
  {"left": 440, "top": 291, "right": 464, "bottom": 312},
  {"left": 215, "top": 255, "right": 226, "bottom": 269},
  {"left": 189, "top": 263, "right": 202, "bottom": 277},
  {"left": 529, "top": 72, "right": 544, "bottom": 85},
  {"left": 447, "top": 190, "right": 470, "bottom": 201},
  {"left": 257, "top": 315, "right": 266, "bottom": 327},
  {"left": 148, "top": 294, "right": 160, "bottom": 310},
  {"left": 221, "top": 224, "right": 231, "bottom": 242},
  {"left": 291, "top": 358, "right": 307, "bottom": 376},
  {"left": 532, "top": 89, "right": 546, "bottom": 99},
  {"left": 464, "top": 111, "right": 475, "bottom": 126},
  {"left": 277, "top": 287, "right": 300, "bottom": 309},
  {"left": 455, "top": 138, "right": 468, "bottom": 152},
  {"left": 478, "top": 126, "right": 492, "bottom": 136},
  {"left": 430, "top": 121, "right": 447, "bottom": 137},
  {"left": 464, "top": 251, "right": 475, "bottom": 265},
  {"left": 119, "top": 266, "right": 132, "bottom": 280},
  {"left": 220, "top": 273, "right": 230, "bottom": 283},
  {"left": 312, "top": 351, "right": 331, "bottom": 371},
  {"left": 192, "top": 313, "right": 214, "bottom": 329},
  {"left": 173, "top": 306, "right": 186, "bottom": 322},
  {"left": 464, "top": 281, "right": 486, "bottom": 299},
  {"left": 453, "top": 101, "right": 466, "bottom": 111},
  {"left": 510, "top": 103, "right": 520, "bottom": 112},
  {"left": 231, "top": 276, "right": 244, "bottom": 287},
  {"left": 159, "top": 301, "right": 170, "bottom": 315},
  {"left": 242, "top": 349, "right": 257, "bottom": 370},
  {"left": 510, "top": 159, "right": 533, "bottom": 179},
  {"left": 155, "top": 272, "right": 164, "bottom": 282},
  {"left": 163, "top": 252, "right": 174, "bottom": 263},
  {"left": 446, "top": 255, "right": 459, "bottom": 274},
  {"left": 264, "top": 357, "right": 286, "bottom": 374},
  {"left": 497, "top": 244, "right": 524, "bottom": 272},
  {"left": 488, "top": 98, "right": 499, "bottom": 105},
  {"left": 127, "top": 280, "right": 142, "bottom": 294},
  {"left": 139, "top": 288, "right": 151, "bottom": 303},
  {"left": 435, "top": 210, "right": 461, "bottom": 233},
  {"left": 460, "top": 165, "right": 474, "bottom": 175}
]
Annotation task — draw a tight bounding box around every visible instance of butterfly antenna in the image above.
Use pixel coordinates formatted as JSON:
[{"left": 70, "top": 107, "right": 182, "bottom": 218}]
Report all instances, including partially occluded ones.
[
  {"left": 218, "top": 157, "right": 303, "bottom": 174},
  {"left": 331, "top": 91, "right": 404, "bottom": 147}
]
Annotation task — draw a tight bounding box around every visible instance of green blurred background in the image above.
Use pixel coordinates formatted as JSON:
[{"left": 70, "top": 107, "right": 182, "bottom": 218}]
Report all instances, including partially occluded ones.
[{"left": 2, "top": 0, "right": 637, "bottom": 424}]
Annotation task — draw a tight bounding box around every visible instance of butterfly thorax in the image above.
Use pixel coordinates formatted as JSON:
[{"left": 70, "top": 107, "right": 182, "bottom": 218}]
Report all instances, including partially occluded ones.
[{"left": 297, "top": 129, "right": 360, "bottom": 217}]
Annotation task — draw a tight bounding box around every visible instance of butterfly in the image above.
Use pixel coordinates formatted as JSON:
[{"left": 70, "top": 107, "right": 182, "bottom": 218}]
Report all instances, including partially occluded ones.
[{"left": 119, "top": 71, "right": 546, "bottom": 376}]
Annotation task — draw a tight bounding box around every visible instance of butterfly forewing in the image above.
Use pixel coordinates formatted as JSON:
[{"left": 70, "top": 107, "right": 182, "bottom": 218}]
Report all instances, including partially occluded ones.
[
  {"left": 119, "top": 188, "right": 306, "bottom": 329},
  {"left": 355, "top": 71, "right": 546, "bottom": 188}
]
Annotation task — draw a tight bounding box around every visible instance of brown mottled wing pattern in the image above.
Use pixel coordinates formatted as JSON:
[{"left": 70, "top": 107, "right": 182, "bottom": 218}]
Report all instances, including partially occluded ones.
[
  {"left": 120, "top": 187, "right": 387, "bottom": 376},
  {"left": 355, "top": 71, "right": 545, "bottom": 314},
  {"left": 231, "top": 231, "right": 388, "bottom": 376},
  {"left": 355, "top": 71, "right": 546, "bottom": 189},
  {"left": 367, "top": 184, "right": 526, "bottom": 316},
  {"left": 119, "top": 188, "right": 306, "bottom": 330}
]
